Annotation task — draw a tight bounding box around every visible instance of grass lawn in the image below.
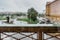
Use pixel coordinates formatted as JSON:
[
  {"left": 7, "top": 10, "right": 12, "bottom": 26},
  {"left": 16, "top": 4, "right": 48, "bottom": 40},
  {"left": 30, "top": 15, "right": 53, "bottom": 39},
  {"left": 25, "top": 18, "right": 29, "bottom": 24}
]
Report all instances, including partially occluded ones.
[
  {"left": 17, "top": 18, "right": 28, "bottom": 21},
  {"left": 17, "top": 18, "right": 39, "bottom": 24},
  {"left": 0, "top": 16, "right": 6, "bottom": 20},
  {"left": 0, "top": 16, "right": 39, "bottom": 24}
]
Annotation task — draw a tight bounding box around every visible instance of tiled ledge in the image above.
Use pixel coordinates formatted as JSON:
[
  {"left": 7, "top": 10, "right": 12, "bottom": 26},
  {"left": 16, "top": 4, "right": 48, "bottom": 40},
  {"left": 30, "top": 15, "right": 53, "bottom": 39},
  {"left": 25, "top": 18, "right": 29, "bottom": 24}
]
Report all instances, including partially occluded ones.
[{"left": 0, "top": 24, "right": 54, "bottom": 27}]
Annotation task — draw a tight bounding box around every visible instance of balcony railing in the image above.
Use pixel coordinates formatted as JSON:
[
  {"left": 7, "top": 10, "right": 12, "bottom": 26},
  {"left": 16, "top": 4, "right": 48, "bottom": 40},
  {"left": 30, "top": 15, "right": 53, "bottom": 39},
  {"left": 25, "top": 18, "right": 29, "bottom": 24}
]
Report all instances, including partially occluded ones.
[{"left": 0, "top": 27, "right": 59, "bottom": 40}]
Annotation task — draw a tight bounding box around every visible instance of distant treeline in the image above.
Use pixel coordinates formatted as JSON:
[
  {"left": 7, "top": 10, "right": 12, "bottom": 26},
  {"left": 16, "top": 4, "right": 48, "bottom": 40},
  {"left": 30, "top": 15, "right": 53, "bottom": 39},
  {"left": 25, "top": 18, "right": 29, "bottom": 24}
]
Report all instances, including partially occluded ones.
[{"left": 0, "top": 12, "right": 27, "bottom": 16}]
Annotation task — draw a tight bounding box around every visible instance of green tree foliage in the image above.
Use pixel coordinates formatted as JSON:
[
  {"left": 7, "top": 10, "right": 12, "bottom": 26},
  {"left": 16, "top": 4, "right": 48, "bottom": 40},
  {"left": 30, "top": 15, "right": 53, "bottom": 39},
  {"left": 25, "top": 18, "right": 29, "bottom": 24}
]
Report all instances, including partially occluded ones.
[
  {"left": 27, "top": 8, "right": 38, "bottom": 21},
  {"left": 38, "top": 14, "right": 44, "bottom": 17}
]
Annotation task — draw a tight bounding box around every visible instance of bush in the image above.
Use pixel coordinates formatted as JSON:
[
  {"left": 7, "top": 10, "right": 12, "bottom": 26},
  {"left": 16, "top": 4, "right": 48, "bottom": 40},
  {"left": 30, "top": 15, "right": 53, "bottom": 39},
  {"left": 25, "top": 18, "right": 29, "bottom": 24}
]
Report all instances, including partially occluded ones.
[{"left": 27, "top": 8, "right": 38, "bottom": 21}]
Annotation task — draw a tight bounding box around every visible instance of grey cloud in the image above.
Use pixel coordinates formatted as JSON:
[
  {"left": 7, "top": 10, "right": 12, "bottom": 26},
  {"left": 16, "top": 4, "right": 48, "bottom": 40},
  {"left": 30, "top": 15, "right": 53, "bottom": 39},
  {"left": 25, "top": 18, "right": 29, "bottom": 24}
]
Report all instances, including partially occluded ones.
[{"left": 0, "top": 0, "right": 46, "bottom": 13}]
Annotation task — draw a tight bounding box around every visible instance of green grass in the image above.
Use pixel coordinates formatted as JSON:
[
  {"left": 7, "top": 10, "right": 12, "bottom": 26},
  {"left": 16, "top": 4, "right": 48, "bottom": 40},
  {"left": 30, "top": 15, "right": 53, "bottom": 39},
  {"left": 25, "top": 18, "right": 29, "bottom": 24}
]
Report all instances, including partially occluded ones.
[
  {"left": 17, "top": 18, "right": 39, "bottom": 24},
  {"left": 27, "top": 19, "right": 39, "bottom": 24},
  {"left": 0, "top": 16, "right": 6, "bottom": 20},
  {"left": 17, "top": 18, "right": 29, "bottom": 21},
  {"left": 0, "top": 16, "right": 39, "bottom": 24}
]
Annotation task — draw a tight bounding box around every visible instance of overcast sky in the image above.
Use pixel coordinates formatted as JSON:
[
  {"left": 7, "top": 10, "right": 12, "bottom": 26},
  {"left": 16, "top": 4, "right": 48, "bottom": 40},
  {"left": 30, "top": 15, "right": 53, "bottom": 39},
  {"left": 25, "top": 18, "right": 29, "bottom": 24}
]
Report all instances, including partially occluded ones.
[{"left": 0, "top": 0, "right": 54, "bottom": 13}]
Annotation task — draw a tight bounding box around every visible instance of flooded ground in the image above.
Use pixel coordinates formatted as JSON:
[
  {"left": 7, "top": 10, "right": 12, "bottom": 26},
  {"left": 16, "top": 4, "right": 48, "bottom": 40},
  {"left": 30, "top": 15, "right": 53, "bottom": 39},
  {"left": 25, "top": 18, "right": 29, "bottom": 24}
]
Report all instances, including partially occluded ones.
[
  {"left": 0, "top": 18, "right": 53, "bottom": 26},
  {"left": 0, "top": 21, "right": 53, "bottom": 26}
]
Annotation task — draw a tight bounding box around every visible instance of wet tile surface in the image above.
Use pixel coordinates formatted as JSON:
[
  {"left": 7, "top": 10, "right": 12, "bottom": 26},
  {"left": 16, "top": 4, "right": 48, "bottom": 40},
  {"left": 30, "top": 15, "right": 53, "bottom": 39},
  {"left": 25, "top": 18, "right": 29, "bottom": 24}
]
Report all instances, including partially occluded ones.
[
  {"left": 0, "top": 32, "right": 38, "bottom": 40},
  {"left": 43, "top": 33, "right": 60, "bottom": 40}
]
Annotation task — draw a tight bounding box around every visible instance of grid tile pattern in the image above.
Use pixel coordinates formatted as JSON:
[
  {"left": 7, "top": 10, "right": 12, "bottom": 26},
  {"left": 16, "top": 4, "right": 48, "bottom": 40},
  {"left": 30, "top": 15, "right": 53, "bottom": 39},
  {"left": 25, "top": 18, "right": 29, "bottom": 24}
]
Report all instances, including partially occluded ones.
[
  {"left": 43, "top": 33, "right": 60, "bottom": 40},
  {"left": 0, "top": 32, "right": 38, "bottom": 40}
]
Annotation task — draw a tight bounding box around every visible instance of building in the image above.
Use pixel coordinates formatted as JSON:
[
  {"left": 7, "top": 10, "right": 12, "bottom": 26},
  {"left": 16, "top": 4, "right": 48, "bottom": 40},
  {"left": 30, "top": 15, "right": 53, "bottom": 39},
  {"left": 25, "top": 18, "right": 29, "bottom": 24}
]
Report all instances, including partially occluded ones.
[{"left": 46, "top": 0, "right": 60, "bottom": 22}]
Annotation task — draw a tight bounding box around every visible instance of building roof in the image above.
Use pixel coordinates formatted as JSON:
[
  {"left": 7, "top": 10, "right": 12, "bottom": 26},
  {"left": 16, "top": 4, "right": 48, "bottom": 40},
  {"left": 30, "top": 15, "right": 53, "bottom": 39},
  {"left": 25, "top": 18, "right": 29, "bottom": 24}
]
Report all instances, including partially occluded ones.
[{"left": 46, "top": 0, "right": 58, "bottom": 6}]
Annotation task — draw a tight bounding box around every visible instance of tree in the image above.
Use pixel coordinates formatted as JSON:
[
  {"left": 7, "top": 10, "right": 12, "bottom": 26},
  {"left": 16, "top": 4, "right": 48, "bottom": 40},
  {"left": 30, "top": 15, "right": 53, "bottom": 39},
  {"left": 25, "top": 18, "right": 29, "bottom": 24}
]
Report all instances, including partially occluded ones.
[
  {"left": 38, "top": 14, "right": 44, "bottom": 17},
  {"left": 27, "top": 8, "right": 38, "bottom": 21}
]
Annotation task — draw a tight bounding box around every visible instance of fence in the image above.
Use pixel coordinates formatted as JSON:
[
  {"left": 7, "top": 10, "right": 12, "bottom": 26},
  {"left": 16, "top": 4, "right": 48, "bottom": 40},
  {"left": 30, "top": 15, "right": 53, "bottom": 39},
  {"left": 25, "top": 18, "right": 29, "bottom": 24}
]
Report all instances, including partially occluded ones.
[{"left": 0, "top": 27, "right": 59, "bottom": 40}]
